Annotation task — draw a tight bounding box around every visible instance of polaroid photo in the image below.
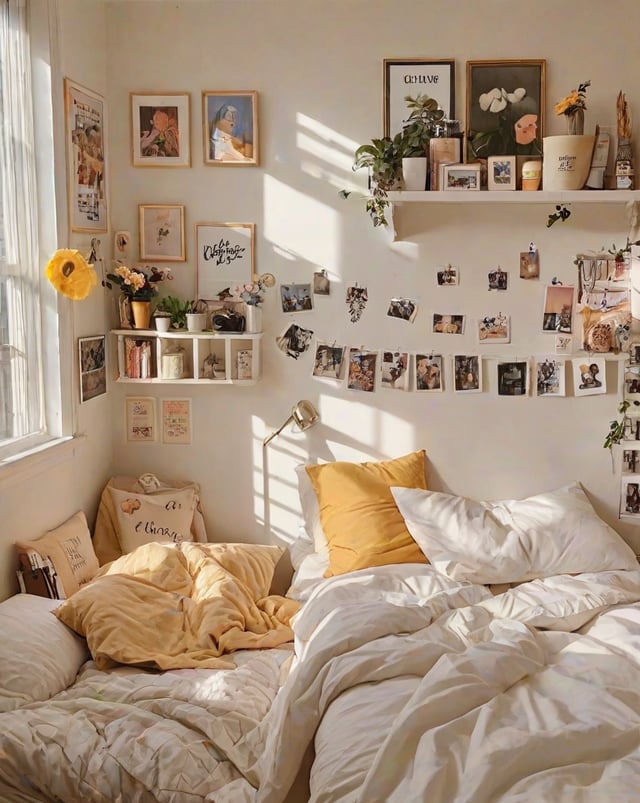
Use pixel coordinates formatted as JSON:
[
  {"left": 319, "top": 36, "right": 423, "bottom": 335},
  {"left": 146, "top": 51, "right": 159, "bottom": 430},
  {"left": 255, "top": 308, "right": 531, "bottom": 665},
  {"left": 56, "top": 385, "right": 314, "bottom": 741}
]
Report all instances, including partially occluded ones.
[
  {"left": 630, "top": 342, "right": 640, "bottom": 366},
  {"left": 621, "top": 480, "right": 640, "bottom": 517},
  {"left": 520, "top": 249, "right": 540, "bottom": 280},
  {"left": 415, "top": 353, "right": 443, "bottom": 392},
  {"left": 543, "top": 285, "right": 574, "bottom": 334},
  {"left": 387, "top": 297, "right": 418, "bottom": 323},
  {"left": 280, "top": 283, "right": 313, "bottom": 312},
  {"left": 497, "top": 360, "right": 529, "bottom": 397},
  {"left": 477, "top": 313, "right": 510, "bottom": 344},
  {"left": 313, "top": 270, "right": 330, "bottom": 295},
  {"left": 312, "top": 342, "right": 345, "bottom": 380},
  {"left": 381, "top": 351, "right": 409, "bottom": 390},
  {"left": 453, "top": 354, "right": 482, "bottom": 392},
  {"left": 275, "top": 323, "right": 314, "bottom": 360},
  {"left": 573, "top": 357, "right": 606, "bottom": 396},
  {"left": 622, "top": 449, "right": 640, "bottom": 475},
  {"left": 347, "top": 348, "right": 378, "bottom": 393},
  {"left": 436, "top": 265, "right": 459, "bottom": 286},
  {"left": 433, "top": 313, "right": 465, "bottom": 334},
  {"left": 488, "top": 268, "right": 508, "bottom": 291},
  {"left": 534, "top": 356, "right": 566, "bottom": 397}
]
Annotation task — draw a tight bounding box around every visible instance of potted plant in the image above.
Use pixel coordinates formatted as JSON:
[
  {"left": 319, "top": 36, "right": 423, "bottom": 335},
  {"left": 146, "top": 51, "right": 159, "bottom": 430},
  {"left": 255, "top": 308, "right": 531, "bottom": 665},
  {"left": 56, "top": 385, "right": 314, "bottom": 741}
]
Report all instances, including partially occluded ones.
[
  {"left": 400, "top": 93, "right": 446, "bottom": 190},
  {"left": 104, "top": 263, "right": 171, "bottom": 329},
  {"left": 347, "top": 131, "right": 404, "bottom": 227},
  {"left": 185, "top": 299, "right": 210, "bottom": 332},
  {"left": 154, "top": 295, "right": 193, "bottom": 330}
]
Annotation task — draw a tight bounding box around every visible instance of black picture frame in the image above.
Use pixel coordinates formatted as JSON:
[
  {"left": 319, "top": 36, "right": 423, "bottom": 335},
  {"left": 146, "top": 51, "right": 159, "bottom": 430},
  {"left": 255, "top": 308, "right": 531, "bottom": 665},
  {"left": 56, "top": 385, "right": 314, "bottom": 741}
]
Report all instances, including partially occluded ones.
[{"left": 383, "top": 58, "right": 455, "bottom": 137}]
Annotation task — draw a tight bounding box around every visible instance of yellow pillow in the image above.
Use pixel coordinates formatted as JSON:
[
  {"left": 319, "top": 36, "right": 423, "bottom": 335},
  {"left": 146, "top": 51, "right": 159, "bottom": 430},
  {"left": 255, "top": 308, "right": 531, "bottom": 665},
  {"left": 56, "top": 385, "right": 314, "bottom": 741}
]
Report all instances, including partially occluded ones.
[
  {"left": 305, "top": 450, "right": 429, "bottom": 577},
  {"left": 15, "top": 511, "right": 100, "bottom": 598}
]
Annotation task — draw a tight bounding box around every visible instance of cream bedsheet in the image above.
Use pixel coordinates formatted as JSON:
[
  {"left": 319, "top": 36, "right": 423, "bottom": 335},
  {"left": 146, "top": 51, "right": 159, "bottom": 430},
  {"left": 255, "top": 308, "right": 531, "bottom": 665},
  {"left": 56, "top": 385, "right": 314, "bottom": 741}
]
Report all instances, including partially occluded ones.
[
  {"left": 220, "top": 564, "right": 640, "bottom": 803},
  {"left": 0, "top": 649, "right": 292, "bottom": 803}
]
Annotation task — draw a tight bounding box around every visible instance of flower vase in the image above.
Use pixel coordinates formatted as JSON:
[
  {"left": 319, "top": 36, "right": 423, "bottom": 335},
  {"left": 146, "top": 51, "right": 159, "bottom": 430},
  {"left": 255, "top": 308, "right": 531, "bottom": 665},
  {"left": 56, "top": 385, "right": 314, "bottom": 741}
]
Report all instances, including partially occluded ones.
[
  {"left": 566, "top": 108, "right": 585, "bottom": 136},
  {"left": 244, "top": 304, "right": 262, "bottom": 333},
  {"left": 131, "top": 300, "right": 152, "bottom": 330}
]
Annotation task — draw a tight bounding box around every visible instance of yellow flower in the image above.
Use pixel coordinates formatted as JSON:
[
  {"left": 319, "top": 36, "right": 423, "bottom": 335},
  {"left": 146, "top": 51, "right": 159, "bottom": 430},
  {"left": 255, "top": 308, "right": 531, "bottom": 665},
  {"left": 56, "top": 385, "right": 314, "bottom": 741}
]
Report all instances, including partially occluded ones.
[{"left": 45, "top": 249, "right": 97, "bottom": 300}]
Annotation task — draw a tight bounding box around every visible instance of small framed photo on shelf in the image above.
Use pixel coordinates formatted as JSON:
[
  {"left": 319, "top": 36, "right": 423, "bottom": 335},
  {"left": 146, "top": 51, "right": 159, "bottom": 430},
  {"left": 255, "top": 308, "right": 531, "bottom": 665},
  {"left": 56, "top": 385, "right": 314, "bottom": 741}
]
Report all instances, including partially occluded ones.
[
  {"left": 487, "top": 155, "right": 516, "bottom": 190},
  {"left": 139, "top": 204, "right": 185, "bottom": 262},
  {"left": 202, "top": 91, "right": 258, "bottom": 165},
  {"left": 196, "top": 222, "right": 255, "bottom": 301},
  {"left": 130, "top": 92, "right": 191, "bottom": 167},
  {"left": 442, "top": 163, "right": 481, "bottom": 191}
]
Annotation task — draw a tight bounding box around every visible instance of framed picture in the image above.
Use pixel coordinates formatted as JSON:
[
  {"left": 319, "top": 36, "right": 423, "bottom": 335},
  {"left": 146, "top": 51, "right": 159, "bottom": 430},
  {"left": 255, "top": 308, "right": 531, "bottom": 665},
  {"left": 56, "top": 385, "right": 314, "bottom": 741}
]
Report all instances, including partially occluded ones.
[
  {"left": 78, "top": 335, "right": 106, "bottom": 403},
  {"left": 161, "top": 398, "right": 192, "bottom": 445},
  {"left": 466, "top": 59, "right": 545, "bottom": 160},
  {"left": 139, "top": 204, "right": 185, "bottom": 262},
  {"left": 130, "top": 92, "right": 190, "bottom": 167},
  {"left": 383, "top": 59, "right": 455, "bottom": 137},
  {"left": 487, "top": 155, "right": 517, "bottom": 190},
  {"left": 415, "top": 353, "right": 443, "bottom": 392},
  {"left": 64, "top": 78, "right": 108, "bottom": 232},
  {"left": 442, "top": 163, "right": 481, "bottom": 191},
  {"left": 125, "top": 396, "right": 157, "bottom": 443},
  {"left": 196, "top": 222, "right": 255, "bottom": 300},
  {"left": 202, "top": 91, "right": 258, "bottom": 165}
]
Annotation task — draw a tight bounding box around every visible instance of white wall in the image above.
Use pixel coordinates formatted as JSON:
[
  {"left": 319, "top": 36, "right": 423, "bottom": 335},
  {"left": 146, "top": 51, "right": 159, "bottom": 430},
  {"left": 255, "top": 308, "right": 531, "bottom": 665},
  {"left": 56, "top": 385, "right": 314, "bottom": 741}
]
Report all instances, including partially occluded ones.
[
  {"left": 3, "top": 0, "right": 640, "bottom": 601},
  {"left": 102, "top": 0, "right": 640, "bottom": 556}
]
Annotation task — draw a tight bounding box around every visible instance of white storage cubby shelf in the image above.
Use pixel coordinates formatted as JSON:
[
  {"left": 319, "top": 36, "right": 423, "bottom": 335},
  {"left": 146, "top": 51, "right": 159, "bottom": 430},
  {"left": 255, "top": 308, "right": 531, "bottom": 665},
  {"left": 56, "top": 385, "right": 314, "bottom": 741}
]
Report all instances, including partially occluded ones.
[
  {"left": 386, "top": 189, "right": 640, "bottom": 240},
  {"left": 112, "top": 329, "right": 263, "bottom": 386}
]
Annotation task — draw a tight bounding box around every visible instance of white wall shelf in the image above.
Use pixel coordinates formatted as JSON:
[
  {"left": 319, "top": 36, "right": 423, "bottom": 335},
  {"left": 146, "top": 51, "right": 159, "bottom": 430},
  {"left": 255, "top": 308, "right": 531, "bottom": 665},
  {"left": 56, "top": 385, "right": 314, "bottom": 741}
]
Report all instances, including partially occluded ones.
[
  {"left": 111, "top": 329, "right": 263, "bottom": 385},
  {"left": 386, "top": 189, "right": 640, "bottom": 204}
]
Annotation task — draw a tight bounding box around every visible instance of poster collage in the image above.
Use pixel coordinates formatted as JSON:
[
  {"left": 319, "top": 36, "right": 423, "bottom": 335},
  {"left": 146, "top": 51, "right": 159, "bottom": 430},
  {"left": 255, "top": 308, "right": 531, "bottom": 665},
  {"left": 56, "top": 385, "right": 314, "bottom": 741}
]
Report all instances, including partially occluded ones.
[{"left": 276, "top": 252, "right": 626, "bottom": 400}]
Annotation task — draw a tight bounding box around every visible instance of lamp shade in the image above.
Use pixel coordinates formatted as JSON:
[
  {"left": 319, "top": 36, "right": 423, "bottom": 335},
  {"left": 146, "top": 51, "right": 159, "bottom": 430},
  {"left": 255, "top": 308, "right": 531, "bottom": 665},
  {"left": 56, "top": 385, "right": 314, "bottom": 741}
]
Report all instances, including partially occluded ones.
[{"left": 263, "top": 399, "right": 320, "bottom": 446}]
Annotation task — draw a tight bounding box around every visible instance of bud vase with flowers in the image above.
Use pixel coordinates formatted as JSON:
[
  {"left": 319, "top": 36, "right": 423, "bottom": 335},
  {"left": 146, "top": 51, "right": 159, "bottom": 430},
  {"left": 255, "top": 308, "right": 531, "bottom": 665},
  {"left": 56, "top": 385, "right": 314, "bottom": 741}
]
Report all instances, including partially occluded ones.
[
  {"left": 543, "top": 80, "right": 595, "bottom": 191},
  {"left": 554, "top": 80, "right": 591, "bottom": 135}
]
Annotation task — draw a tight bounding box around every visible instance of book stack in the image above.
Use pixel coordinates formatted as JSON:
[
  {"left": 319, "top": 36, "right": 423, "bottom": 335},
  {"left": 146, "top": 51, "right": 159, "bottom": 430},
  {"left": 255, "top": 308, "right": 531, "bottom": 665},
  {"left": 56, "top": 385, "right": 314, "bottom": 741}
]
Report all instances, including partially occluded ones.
[{"left": 125, "top": 337, "right": 153, "bottom": 379}]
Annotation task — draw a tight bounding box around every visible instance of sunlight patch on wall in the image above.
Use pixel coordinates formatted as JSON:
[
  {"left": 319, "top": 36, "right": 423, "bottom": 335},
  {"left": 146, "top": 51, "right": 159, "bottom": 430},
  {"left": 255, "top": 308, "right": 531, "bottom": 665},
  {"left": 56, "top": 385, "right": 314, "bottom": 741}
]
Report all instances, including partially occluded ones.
[
  {"left": 296, "top": 113, "right": 364, "bottom": 194},
  {"left": 263, "top": 175, "right": 339, "bottom": 268}
]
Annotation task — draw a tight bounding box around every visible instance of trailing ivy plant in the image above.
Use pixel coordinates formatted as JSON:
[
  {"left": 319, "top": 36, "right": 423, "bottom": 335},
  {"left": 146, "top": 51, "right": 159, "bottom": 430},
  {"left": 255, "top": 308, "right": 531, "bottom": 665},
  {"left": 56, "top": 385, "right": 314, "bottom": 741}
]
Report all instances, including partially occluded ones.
[{"left": 604, "top": 399, "right": 640, "bottom": 450}]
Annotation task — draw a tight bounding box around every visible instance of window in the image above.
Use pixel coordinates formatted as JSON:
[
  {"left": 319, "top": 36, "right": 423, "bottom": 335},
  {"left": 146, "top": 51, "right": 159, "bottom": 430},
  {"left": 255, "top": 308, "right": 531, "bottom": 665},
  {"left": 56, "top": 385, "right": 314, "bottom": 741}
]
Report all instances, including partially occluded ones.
[{"left": 0, "top": 0, "right": 67, "bottom": 463}]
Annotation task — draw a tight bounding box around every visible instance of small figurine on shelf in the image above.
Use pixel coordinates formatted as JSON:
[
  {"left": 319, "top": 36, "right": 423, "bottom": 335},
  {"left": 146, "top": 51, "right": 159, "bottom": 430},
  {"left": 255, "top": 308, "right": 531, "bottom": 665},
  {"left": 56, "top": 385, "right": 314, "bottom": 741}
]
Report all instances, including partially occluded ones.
[{"left": 615, "top": 91, "right": 634, "bottom": 189}]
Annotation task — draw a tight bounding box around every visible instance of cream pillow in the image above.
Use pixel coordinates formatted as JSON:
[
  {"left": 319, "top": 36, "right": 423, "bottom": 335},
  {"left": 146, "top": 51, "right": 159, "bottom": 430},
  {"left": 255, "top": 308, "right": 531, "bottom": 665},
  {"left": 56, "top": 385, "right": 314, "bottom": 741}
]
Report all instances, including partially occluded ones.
[
  {"left": 15, "top": 511, "right": 100, "bottom": 597},
  {"left": 108, "top": 486, "right": 197, "bottom": 554},
  {"left": 305, "top": 450, "right": 429, "bottom": 577},
  {"left": 0, "top": 594, "right": 88, "bottom": 712},
  {"left": 392, "top": 483, "right": 638, "bottom": 584},
  {"left": 295, "top": 464, "right": 328, "bottom": 559}
]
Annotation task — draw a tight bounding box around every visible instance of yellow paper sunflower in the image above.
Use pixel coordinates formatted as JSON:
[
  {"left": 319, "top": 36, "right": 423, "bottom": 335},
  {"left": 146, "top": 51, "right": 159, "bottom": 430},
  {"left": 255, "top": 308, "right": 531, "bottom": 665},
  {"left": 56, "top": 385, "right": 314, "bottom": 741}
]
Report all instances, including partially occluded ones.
[{"left": 45, "top": 249, "right": 97, "bottom": 300}]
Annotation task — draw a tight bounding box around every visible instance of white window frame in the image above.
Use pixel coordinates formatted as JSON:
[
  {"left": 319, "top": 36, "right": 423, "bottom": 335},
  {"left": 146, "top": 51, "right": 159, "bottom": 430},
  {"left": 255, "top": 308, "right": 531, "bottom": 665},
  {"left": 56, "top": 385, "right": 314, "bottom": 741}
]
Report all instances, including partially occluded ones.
[{"left": 0, "top": 0, "right": 74, "bottom": 468}]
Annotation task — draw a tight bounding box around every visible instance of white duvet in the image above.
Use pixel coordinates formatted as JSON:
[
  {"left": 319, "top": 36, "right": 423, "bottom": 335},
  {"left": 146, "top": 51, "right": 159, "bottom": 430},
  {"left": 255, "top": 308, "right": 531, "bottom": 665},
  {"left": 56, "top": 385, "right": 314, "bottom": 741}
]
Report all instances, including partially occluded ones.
[
  {"left": 221, "top": 564, "right": 640, "bottom": 803},
  {"left": 0, "top": 648, "right": 292, "bottom": 803}
]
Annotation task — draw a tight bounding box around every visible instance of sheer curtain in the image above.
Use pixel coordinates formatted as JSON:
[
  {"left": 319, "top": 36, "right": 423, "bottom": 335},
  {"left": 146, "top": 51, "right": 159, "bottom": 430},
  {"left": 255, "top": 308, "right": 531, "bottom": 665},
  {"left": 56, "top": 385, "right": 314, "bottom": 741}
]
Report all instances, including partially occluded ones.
[{"left": 0, "top": 0, "right": 45, "bottom": 446}]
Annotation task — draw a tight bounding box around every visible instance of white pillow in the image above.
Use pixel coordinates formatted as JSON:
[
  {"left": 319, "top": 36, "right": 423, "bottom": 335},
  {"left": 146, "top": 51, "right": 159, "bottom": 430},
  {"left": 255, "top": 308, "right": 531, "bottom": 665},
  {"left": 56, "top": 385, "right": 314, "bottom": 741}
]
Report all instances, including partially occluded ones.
[
  {"left": 295, "top": 464, "right": 329, "bottom": 560},
  {"left": 0, "top": 594, "right": 88, "bottom": 712},
  {"left": 392, "top": 483, "right": 638, "bottom": 584}
]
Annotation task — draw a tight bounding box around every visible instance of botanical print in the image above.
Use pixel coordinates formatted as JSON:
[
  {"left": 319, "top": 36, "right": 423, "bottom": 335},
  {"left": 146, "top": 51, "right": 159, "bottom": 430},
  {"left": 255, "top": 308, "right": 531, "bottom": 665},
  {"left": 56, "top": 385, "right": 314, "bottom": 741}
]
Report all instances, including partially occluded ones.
[
  {"left": 139, "top": 205, "right": 185, "bottom": 262},
  {"left": 415, "top": 354, "right": 443, "bottom": 392},
  {"left": 347, "top": 349, "right": 378, "bottom": 393},
  {"left": 453, "top": 355, "right": 482, "bottom": 392},
  {"left": 312, "top": 343, "right": 345, "bottom": 379},
  {"left": 573, "top": 358, "right": 606, "bottom": 396},
  {"left": 478, "top": 313, "right": 510, "bottom": 343},
  {"left": 346, "top": 286, "right": 368, "bottom": 323},
  {"left": 387, "top": 298, "right": 417, "bottom": 322},
  {"left": 497, "top": 361, "right": 529, "bottom": 396},
  {"left": 203, "top": 91, "right": 258, "bottom": 165},
  {"left": 65, "top": 79, "right": 107, "bottom": 232},
  {"left": 534, "top": 357, "right": 566, "bottom": 397},
  {"left": 275, "top": 324, "right": 314, "bottom": 360},
  {"left": 381, "top": 351, "right": 409, "bottom": 390}
]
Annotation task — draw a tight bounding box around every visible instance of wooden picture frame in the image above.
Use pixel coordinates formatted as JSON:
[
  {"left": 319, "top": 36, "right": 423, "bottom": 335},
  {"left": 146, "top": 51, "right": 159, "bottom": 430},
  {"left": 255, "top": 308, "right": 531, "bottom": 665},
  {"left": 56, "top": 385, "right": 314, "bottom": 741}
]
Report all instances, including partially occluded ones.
[
  {"left": 139, "top": 204, "right": 185, "bottom": 262},
  {"left": 442, "top": 163, "right": 481, "bottom": 191},
  {"left": 487, "top": 155, "right": 517, "bottom": 190},
  {"left": 64, "top": 78, "right": 108, "bottom": 232},
  {"left": 202, "top": 91, "right": 258, "bottom": 165},
  {"left": 383, "top": 59, "right": 455, "bottom": 137},
  {"left": 130, "top": 92, "right": 191, "bottom": 167},
  {"left": 78, "top": 335, "right": 106, "bottom": 403},
  {"left": 466, "top": 59, "right": 545, "bottom": 160},
  {"left": 195, "top": 222, "right": 255, "bottom": 300}
]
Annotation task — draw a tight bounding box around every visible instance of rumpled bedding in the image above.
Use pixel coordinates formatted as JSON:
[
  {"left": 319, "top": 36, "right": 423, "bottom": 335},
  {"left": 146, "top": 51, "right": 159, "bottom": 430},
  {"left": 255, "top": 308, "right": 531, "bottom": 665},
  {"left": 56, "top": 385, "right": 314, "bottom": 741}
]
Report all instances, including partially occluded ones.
[
  {"left": 218, "top": 563, "right": 640, "bottom": 803},
  {"left": 0, "top": 649, "right": 292, "bottom": 803},
  {"left": 54, "top": 541, "right": 301, "bottom": 670}
]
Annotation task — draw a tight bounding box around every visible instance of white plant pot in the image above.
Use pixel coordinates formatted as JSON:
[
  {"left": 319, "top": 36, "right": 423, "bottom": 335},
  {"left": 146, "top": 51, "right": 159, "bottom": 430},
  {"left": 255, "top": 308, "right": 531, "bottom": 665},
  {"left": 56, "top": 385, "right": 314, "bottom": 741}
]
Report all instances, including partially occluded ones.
[
  {"left": 244, "top": 304, "right": 262, "bottom": 333},
  {"left": 402, "top": 157, "right": 428, "bottom": 191},
  {"left": 542, "top": 135, "right": 596, "bottom": 191},
  {"left": 155, "top": 316, "right": 171, "bottom": 332},
  {"left": 186, "top": 312, "right": 208, "bottom": 332}
]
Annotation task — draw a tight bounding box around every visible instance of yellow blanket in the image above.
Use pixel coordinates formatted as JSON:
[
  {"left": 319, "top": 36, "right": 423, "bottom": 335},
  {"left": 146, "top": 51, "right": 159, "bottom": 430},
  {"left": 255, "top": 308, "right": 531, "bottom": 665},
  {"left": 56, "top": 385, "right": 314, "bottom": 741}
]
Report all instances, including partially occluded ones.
[{"left": 54, "top": 541, "right": 301, "bottom": 670}]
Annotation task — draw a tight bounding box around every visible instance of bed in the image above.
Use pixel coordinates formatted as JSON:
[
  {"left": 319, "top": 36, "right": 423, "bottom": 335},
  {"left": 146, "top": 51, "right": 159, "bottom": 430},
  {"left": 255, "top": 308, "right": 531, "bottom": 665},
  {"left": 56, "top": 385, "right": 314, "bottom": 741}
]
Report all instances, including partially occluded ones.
[{"left": 3, "top": 454, "right": 640, "bottom": 802}]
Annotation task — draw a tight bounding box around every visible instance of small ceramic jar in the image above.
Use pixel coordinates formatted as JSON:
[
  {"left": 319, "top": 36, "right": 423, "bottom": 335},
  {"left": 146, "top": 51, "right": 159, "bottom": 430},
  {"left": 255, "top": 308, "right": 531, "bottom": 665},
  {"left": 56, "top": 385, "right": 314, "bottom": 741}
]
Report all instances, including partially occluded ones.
[{"left": 522, "top": 160, "right": 542, "bottom": 191}]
